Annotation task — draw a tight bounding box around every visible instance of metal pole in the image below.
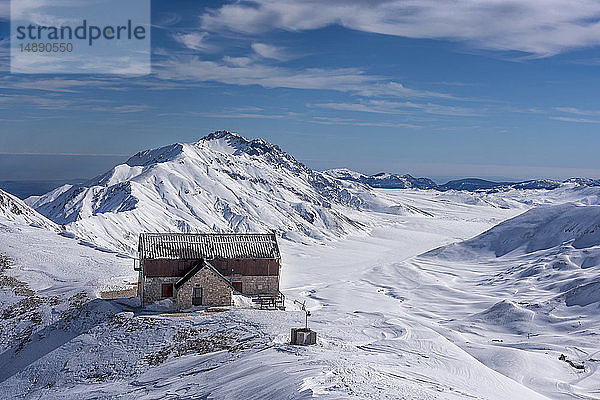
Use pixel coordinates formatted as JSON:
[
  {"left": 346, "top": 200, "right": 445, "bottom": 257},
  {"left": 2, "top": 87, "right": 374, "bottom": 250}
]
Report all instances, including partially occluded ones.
[{"left": 305, "top": 311, "right": 308, "bottom": 330}]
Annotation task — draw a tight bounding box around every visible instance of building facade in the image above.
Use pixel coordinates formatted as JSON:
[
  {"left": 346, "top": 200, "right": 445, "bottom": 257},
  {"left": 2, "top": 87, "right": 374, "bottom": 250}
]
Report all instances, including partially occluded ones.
[{"left": 137, "top": 233, "right": 282, "bottom": 311}]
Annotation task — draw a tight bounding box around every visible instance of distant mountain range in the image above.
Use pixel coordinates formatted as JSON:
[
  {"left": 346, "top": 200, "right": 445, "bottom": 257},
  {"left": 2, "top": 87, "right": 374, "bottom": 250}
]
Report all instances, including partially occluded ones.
[
  {"left": 3, "top": 147, "right": 598, "bottom": 202},
  {"left": 326, "top": 169, "right": 600, "bottom": 192},
  {"left": 8, "top": 131, "right": 600, "bottom": 254},
  {"left": 325, "top": 169, "right": 438, "bottom": 189}
]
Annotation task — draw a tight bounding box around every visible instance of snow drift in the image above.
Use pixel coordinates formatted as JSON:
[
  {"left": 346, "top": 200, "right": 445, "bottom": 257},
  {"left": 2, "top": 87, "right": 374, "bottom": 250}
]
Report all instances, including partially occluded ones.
[
  {"left": 422, "top": 202, "right": 600, "bottom": 309},
  {"left": 427, "top": 203, "right": 600, "bottom": 258}
]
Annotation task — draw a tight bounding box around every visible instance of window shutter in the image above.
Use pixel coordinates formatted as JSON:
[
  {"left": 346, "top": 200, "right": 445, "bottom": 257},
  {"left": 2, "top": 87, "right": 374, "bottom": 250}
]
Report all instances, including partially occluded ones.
[{"left": 161, "top": 283, "right": 173, "bottom": 297}]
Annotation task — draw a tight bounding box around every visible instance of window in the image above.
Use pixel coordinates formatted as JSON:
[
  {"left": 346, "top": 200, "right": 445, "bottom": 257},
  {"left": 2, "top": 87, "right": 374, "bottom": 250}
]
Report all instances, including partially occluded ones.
[
  {"left": 161, "top": 283, "right": 173, "bottom": 298},
  {"left": 232, "top": 281, "right": 242, "bottom": 292}
]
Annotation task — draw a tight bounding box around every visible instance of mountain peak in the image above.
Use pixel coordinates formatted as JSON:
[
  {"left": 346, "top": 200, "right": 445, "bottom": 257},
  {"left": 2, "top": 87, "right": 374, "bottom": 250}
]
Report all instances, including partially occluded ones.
[
  {"left": 198, "top": 131, "right": 309, "bottom": 173},
  {"left": 201, "top": 130, "right": 246, "bottom": 142},
  {"left": 198, "top": 130, "right": 253, "bottom": 151}
]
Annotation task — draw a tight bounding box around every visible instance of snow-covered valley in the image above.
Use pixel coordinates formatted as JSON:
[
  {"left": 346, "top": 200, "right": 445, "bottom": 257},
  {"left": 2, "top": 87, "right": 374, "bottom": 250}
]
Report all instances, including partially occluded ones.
[{"left": 0, "top": 133, "right": 599, "bottom": 399}]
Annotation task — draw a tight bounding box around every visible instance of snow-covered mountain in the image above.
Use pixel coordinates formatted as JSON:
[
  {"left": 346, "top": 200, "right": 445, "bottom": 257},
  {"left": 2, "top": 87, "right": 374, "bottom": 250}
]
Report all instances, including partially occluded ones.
[
  {"left": 0, "top": 188, "right": 58, "bottom": 230},
  {"left": 22, "top": 130, "right": 600, "bottom": 259},
  {"left": 326, "top": 168, "right": 437, "bottom": 189},
  {"left": 28, "top": 131, "right": 422, "bottom": 254}
]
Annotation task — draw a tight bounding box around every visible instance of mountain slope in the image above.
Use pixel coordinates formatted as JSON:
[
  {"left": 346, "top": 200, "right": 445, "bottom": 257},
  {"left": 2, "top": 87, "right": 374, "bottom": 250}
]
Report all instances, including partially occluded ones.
[
  {"left": 0, "top": 189, "right": 58, "bottom": 230},
  {"left": 2, "top": 183, "right": 552, "bottom": 400},
  {"left": 428, "top": 203, "right": 600, "bottom": 258},
  {"left": 29, "top": 132, "right": 408, "bottom": 254},
  {"left": 421, "top": 202, "right": 600, "bottom": 319},
  {"left": 5, "top": 165, "right": 600, "bottom": 398}
]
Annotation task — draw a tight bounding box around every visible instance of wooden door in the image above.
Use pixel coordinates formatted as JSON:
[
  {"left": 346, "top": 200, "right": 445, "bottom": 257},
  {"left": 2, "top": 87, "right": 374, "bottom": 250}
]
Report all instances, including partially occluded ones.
[
  {"left": 232, "top": 281, "right": 242, "bottom": 293},
  {"left": 192, "top": 287, "right": 202, "bottom": 306}
]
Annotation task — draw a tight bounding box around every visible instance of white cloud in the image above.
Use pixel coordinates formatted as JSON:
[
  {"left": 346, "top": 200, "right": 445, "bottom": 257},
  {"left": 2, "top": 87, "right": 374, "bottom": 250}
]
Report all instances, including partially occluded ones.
[
  {"left": 9, "top": 0, "right": 56, "bottom": 20},
  {"left": 156, "top": 57, "right": 452, "bottom": 99},
  {"left": 192, "top": 110, "right": 299, "bottom": 120},
  {"left": 0, "top": 74, "right": 211, "bottom": 93},
  {"left": 0, "top": 92, "right": 152, "bottom": 114},
  {"left": 555, "top": 107, "right": 600, "bottom": 116},
  {"left": 251, "top": 43, "right": 293, "bottom": 61},
  {"left": 551, "top": 116, "right": 600, "bottom": 124},
  {"left": 312, "top": 100, "right": 479, "bottom": 116},
  {"left": 0, "top": 1, "right": 8, "bottom": 20},
  {"left": 173, "top": 32, "right": 214, "bottom": 52},
  {"left": 311, "top": 116, "right": 420, "bottom": 128},
  {"left": 201, "top": 0, "right": 600, "bottom": 56},
  {"left": 90, "top": 104, "right": 152, "bottom": 113},
  {"left": 347, "top": 81, "right": 457, "bottom": 99},
  {"left": 551, "top": 107, "right": 600, "bottom": 122},
  {"left": 0, "top": 93, "right": 74, "bottom": 109},
  {"left": 223, "top": 56, "right": 254, "bottom": 67}
]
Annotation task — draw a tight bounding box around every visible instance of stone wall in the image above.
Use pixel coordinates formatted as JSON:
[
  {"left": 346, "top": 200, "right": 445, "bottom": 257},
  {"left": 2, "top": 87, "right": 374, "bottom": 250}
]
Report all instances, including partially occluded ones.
[
  {"left": 176, "top": 268, "right": 232, "bottom": 310},
  {"left": 231, "top": 275, "right": 279, "bottom": 295},
  {"left": 142, "top": 276, "right": 178, "bottom": 306},
  {"left": 141, "top": 263, "right": 278, "bottom": 309}
]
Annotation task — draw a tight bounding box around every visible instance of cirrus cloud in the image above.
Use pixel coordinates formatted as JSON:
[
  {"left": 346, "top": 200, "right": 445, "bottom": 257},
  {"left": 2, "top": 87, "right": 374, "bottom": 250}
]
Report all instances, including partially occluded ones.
[
  {"left": 173, "top": 32, "right": 218, "bottom": 52},
  {"left": 251, "top": 42, "right": 294, "bottom": 61},
  {"left": 201, "top": 0, "right": 600, "bottom": 56},
  {"left": 156, "top": 56, "right": 456, "bottom": 99}
]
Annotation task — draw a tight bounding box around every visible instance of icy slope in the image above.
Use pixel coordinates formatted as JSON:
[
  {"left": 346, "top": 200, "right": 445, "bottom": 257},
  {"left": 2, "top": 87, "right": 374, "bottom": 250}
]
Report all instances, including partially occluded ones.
[
  {"left": 30, "top": 132, "right": 424, "bottom": 254},
  {"left": 0, "top": 195, "right": 133, "bottom": 296},
  {"left": 0, "top": 189, "right": 58, "bottom": 230}
]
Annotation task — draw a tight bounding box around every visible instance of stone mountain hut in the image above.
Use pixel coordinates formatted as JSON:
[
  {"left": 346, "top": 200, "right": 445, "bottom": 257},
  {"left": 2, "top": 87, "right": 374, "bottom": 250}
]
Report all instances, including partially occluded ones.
[{"left": 136, "top": 233, "right": 283, "bottom": 311}]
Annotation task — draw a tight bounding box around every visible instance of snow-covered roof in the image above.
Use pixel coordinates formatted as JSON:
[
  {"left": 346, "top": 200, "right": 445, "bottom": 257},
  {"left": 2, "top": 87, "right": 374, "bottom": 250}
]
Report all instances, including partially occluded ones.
[{"left": 138, "top": 232, "right": 280, "bottom": 260}]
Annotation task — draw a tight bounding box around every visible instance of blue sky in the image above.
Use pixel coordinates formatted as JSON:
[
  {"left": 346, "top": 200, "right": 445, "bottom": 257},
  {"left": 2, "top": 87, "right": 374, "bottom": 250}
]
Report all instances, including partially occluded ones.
[{"left": 1, "top": 0, "right": 600, "bottom": 182}]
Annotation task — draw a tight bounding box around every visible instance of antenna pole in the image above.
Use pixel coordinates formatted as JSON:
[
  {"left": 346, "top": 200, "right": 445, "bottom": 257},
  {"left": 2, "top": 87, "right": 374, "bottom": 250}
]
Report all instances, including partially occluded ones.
[{"left": 293, "top": 299, "right": 310, "bottom": 330}]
